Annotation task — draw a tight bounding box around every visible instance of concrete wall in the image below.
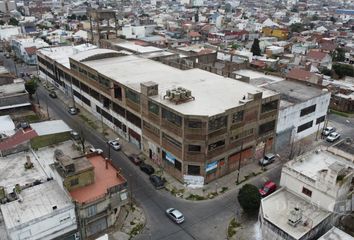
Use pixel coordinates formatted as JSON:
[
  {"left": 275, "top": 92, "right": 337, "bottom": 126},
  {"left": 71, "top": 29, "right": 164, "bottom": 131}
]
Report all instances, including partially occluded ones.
[
  {"left": 276, "top": 92, "right": 330, "bottom": 143},
  {"left": 7, "top": 205, "right": 77, "bottom": 240},
  {"left": 280, "top": 168, "right": 335, "bottom": 212}
]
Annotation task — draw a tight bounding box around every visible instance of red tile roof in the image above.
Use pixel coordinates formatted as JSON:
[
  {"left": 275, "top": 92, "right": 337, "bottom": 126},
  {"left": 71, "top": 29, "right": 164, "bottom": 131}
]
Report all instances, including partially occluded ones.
[
  {"left": 307, "top": 50, "right": 327, "bottom": 60},
  {"left": 251, "top": 60, "right": 266, "bottom": 68},
  {"left": 0, "top": 128, "right": 38, "bottom": 151},
  {"left": 286, "top": 68, "right": 315, "bottom": 81},
  {"left": 70, "top": 155, "right": 126, "bottom": 204},
  {"left": 24, "top": 46, "right": 37, "bottom": 56},
  {"left": 188, "top": 31, "right": 201, "bottom": 38}
]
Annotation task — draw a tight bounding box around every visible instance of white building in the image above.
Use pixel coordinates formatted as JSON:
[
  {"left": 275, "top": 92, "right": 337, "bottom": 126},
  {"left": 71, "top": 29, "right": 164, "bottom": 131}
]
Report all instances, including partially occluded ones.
[
  {"left": 262, "top": 80, "right": 331, "bottom": 150},
  {"left": 232, "top": 70, "right": 331, "bottom": 151},
  {"left": 260, "top": 147, "right": 354, "bottom": 240},
  {"left": 0, "top": 181, "right": 77, "bottom": 240}
]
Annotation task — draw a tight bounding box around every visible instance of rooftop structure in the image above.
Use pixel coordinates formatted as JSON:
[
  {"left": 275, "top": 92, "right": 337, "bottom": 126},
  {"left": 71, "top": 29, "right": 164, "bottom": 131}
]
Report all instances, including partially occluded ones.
[
  {"left": 262, "top": 80, "right": 329, "bottom": 109},
  {"left": 0, "top": 181, "right": 77, "bottom": 240},
  {"left": 0, "top": 115, "right": 15, "bottom": 137},
  {"left": 328, "top": 138, "right": 354, "bottom": 163},
  {"left": 73, "top": 54, "right": 276, "bottom": 116},
  {"left": 70, "top": 155, "right": 126, "bottom": 204},
  {"left": 0, "top": 150, "right": 47, "bottom": 193},
  {"left": 30, "top": 120, "right": 71, "bottom": 136},
  {"left": 261, "top": 188, "right": 332, "bottom": 240}
]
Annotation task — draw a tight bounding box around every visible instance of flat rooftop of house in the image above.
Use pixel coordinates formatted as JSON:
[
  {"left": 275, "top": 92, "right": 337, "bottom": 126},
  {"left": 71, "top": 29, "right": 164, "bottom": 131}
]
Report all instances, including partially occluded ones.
[
  {"left": 0, "top": 150, "right": 48, "bottom": 193},
  {"left": 262, "top": 80, "right": 328, "bottom": 108},
  {"left": 30, "top": 120, "right": 71, "bottom": 136},
  {"left": 70, "top": 155, "right": 126, "bottom": 204},
  {"left": 0, "top": 181, "right": 73, "bottom": 230},
  {"left": 80, "top": 55, "right": 277, "bottom": 116},
  {"left": 261, "top": 188, "right": 331, "bottom": 240},
  {"left": 318, "top": 227, "right": 354, "bottom": 240},
  {"left": 284, "top": 149, "right": 354, "bottom": 181}
]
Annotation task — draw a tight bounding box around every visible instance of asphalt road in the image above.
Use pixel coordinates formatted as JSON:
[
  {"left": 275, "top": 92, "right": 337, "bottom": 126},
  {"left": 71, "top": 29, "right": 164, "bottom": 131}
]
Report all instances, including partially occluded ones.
[
  {"left": 0, "top": 52, "right": 37, "bottom": 77},
  {"left": 36, "top": 85, "right": 282, "bottom": 240}
]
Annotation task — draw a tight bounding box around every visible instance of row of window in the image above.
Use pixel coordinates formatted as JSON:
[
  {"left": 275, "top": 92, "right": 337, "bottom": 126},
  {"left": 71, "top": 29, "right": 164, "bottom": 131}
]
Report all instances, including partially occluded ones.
[{"left": 297, "top": 115, "right": 325, "bottom": 133}]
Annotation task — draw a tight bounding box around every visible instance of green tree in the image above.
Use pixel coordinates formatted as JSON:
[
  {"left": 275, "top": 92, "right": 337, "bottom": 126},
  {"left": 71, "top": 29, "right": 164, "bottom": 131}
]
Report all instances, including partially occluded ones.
[
  {"left": 8, "top": 17, "right": 19, "bottom": 26},
  {"left": 312, "top": 14, "right": 319, "bottom": 21},
  {"left": 81, "top": 15, "right": 87, "bottom": 21},
  {"left": 289, "top": 23, "right": 304, "bottom": 33},
  {"left": 237, "top": 184, "right": 261, "bottom": 213},
  {"left": 333, "top": 63, "right": 354, "bottom": 78},
  {"left": 330, "top": 16, "right": 336, "bottom": 23},
  {"left": 25, "top": 79, "right": 38, "bottom": 98},
  {"left": 0, "top": 20, "right": 5, "bottom": 25},
  {"left": 68, "top": 14, "right": 77, "bottom": 20},
  {"left": 251, "top": 38, "right": 261, "bottom": 56},
  {"left": 332, "top": 48, "right": 345, "bottom": 62}
]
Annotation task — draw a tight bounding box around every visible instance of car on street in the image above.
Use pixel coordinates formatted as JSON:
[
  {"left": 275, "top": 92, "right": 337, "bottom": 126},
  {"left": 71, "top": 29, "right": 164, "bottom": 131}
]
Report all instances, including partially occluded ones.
[
  {"left": 70, "top": 130, "right": 80, "bottom": 140},
  {"left": 166, "top": 208, "right": 185, "bottom": 224},
  {"left": 140, "top": 162, "right": 155, "bottom": 175},
  {"left": 259, "top": 181, "right": 277, "bottom": 197},
  {"left": 89, "top": 147, "right": 103, "bottom": 154},
  {"left": 49, "top": 91, "right": 57, "bottom": 98},
  {"left": 68, "top": 107, "right": 79, "bottom": 115},
  {"left": 259, "top": 153, "right": 275, "bottom": 166},
  {"left": 326, "top": 132, "right": 341, "bottom": 142},
  {"left": 322, "top": 126, "right": 336, "bottom": 136},
  {"left": 149, "top": 175, "right": 165, "bottom": 189},
  {"left": 108, "top": 139, "right": 121, "bottom": 150},
  {"left": 128, "top": 154, "right": 143, "bottom": 165}
]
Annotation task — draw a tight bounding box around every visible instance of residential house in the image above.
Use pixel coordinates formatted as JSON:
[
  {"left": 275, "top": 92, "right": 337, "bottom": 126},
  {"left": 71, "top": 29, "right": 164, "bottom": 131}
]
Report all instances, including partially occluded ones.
[
  {"left": 286, "top": 68, "right": 323, "bottom": 85},
  {"left": 260, "top": 147, "right": 354, "bottom": 240},
  {"left": 52, "top": 151, "right": 128, "bottom": 239},
  {"left": 306, "top": 50, "right": 332, "bottom": 70}
]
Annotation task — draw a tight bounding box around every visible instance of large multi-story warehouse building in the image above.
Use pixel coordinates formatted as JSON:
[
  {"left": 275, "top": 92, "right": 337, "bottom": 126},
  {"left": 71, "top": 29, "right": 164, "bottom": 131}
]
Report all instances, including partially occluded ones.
[{"left": 37, "top": 45, "right": 279, "bottom": 184}]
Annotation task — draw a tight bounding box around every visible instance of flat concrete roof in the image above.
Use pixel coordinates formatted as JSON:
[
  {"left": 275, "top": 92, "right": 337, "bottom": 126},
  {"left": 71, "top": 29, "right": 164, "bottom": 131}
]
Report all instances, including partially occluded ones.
[
  {"left": 82, "top": 55, "right": 277, "bottom": 116},
  {"left": 70, "top": 155, "right": 126, "bottom": 204},
  {"left": 285, "top": 149, "right": 354, "bottom": 181},
  {"left": 262, "top": 80, "right": 328, "bottom": 107},
  {"left": 261, "top": 188, "right": 331, "bottom": 240},
  {"left": 0, "top": 151, "right": 48, "bottom": 193},
  {"left": 30, "top": 120, "right": 71, "bottom": 136},
  {"left": 318, "top": 227, "right": 354, "bottom": 240},
  {"left": 0, "top": 181, "right": 73, "bottom": 230}
]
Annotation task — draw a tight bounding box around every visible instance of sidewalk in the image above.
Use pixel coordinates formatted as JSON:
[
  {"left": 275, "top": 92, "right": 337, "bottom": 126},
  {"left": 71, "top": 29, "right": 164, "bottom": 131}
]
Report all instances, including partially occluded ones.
[{"left": 46, "top": 81, "right": 308, "bottom": 201}]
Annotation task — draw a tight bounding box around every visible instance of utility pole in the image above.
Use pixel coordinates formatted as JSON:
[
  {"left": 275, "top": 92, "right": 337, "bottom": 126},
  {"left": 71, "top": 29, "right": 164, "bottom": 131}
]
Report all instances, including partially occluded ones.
[
  {"left": 236, "top": 141, "right": 243, "bottom": 184},
  {"left": 45, "top": 96, "right": 50, "bottom": 119},
  {"left": 108, "top": 142, "right": 111, "bottom": 160}
]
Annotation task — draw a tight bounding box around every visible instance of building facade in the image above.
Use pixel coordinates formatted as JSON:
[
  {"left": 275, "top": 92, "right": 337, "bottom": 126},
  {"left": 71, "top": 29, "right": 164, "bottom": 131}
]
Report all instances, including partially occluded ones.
[{"left": 37, "top": 46, "right": 280, "bottom": 184}]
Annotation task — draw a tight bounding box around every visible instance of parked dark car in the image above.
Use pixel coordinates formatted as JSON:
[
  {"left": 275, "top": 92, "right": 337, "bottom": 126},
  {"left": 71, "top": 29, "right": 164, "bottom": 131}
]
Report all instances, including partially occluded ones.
[
  {"left": 140, "top": 162, "right": 155, "bottom": 175},
  {"left": 128, "top": 154, "right": 143, "bottom": 165},
  {"left": 149, "top": 175, "right": 165, "bottom": 189},
  {"left": 49, "top": 91, "right": 57, "bottom": 98}
]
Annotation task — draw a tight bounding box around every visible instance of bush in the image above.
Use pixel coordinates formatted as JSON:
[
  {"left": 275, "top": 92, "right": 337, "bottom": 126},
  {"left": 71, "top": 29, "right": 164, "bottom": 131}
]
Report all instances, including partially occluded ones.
[{"left": 237, "top": 184, "right": 261, "bottom": 213}]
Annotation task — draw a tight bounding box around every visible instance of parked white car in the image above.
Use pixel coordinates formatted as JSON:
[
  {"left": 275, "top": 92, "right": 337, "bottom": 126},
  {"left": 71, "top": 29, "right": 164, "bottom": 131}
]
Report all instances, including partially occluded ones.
[
  {"left": 326, "top": 132, "right": 341, "bottom": 142},
  {"left": 108, "top": 139, "right": 121, "bottom": 151},
  {"left": 166, "top": 208, "right": 185, "bottom": 224}
]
